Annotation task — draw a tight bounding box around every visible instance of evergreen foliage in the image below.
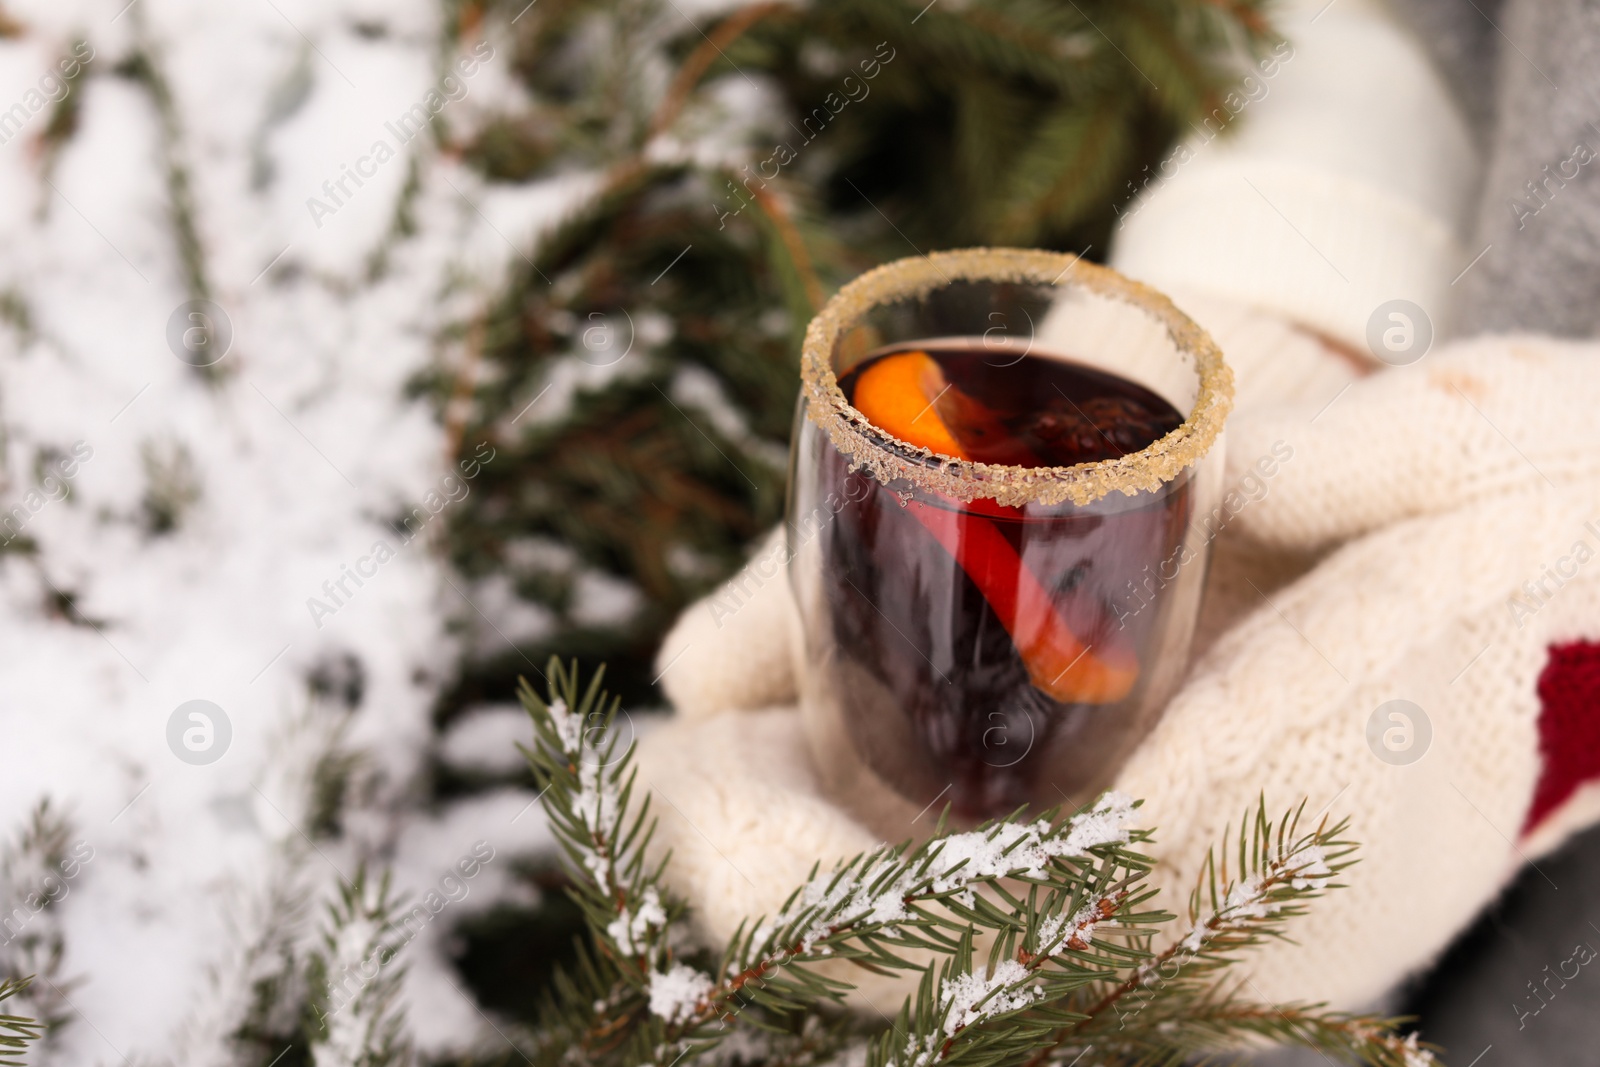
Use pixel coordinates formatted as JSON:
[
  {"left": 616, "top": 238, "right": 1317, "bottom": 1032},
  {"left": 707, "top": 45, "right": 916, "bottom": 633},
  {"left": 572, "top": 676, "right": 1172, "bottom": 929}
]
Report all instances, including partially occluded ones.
[
  {"left": 0, "top": 978, "right": 39, "bottom": 1067},
  {"left": 307, "top": 871, "right": 414, "bottom": 1067},
  {"left": 0, "top": 801, "right": 74, "bottom": 1039},
  {"left": 511, "top": 659, "right": 1442, "bottom": 1067}
]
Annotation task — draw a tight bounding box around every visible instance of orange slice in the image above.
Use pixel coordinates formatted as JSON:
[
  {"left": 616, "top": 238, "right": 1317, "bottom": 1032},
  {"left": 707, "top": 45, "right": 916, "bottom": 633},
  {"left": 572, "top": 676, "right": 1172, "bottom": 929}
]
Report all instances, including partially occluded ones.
[
  {"left": 908, "top": 498, "right": 1140, "bottom": 705},
  {"left": 851, "top": 350, "right": 1139, "bottom": 703},
  {"left": 851, "top": 351, "right": 971, "bottom": 459}
]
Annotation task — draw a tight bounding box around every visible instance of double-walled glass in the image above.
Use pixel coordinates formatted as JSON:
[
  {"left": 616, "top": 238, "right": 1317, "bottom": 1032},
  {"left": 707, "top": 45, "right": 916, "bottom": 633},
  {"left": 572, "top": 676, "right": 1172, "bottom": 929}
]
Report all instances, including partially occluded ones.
[{"left": 787, "top": 249, "right": 1232, "bottom": 828}]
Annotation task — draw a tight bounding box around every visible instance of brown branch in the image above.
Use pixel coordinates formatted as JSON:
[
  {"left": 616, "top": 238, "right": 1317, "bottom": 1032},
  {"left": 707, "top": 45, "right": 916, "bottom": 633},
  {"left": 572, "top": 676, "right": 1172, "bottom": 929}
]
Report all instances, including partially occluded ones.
[
  {"left": 456, "top": 0, "right": 484, "bottom": 40},
  {"left": 648, "top": 2, "right": 796, "bottom": 140},
  {"left": 1199, "top": 0, "right": 1272, "bottom": 38},
  {"left": 440, "top": 313, "right": 486, "bottom": 476},
  {"left": 747, "top": 182, "right": 825, "bottom": 313}
]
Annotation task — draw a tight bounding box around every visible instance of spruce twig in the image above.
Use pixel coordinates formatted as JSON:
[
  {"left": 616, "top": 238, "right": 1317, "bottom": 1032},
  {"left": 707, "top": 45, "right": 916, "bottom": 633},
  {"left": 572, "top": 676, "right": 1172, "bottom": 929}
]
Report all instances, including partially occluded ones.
[
  {"left": 0, "top": 978, "right": 40, "bottom": 1067},
  {"left": 0, "top": 800, "right": 79, "bottom": 1036},
  {"left": 307, "top": 869, "right": 414, "bottom": 1067},
  {"left": 517, "top": 660, "right": 1444, "bottom": 1067}
]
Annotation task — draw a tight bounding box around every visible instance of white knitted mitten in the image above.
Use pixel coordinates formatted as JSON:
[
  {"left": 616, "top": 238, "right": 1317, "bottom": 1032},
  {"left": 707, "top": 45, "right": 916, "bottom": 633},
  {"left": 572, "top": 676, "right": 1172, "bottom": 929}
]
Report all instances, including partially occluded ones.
[{"left": 634, "top": 328, "right": 1600, "bottom": 1015}]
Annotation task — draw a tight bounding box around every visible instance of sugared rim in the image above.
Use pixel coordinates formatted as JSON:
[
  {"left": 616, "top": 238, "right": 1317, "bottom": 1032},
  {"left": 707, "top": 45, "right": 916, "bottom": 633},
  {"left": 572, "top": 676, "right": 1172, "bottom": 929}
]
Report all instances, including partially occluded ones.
[{"left": 800, "top": 247, "right": 1234, "bottom": 507}]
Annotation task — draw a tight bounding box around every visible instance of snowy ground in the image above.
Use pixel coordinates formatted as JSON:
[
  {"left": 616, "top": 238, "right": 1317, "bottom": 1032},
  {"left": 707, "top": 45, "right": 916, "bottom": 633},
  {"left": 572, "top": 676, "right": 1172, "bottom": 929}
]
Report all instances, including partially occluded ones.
[{"left": 0, "top": 0, "right": 611, "bottom": 1061}]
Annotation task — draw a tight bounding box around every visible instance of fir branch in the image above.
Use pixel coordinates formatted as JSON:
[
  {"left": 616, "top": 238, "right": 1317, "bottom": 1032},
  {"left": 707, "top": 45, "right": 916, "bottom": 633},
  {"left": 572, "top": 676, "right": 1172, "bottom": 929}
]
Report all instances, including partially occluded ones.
[
  {"left": 1024, "top": 802, "right": 1354, "bottom": 1065},
  {"left": 0, "top": 799, "right": 80, "bottom": 1033},
  {"left": 0, "top": 978, "right": 40, "bottom": 1067},
  {"left": 519, "top": 658, "right": 684, "bottom": 1063},
  {"left": 519, "top": 662, "right": 1445, "bottom": 1067},
  {"left": 991, "top": 102, "right": 1133, "bottom": 244},
  {"left": 742, "top": 178, "right": 826, "bottom": 315},
  {"left": 167, "top": 698, "right": 357, "bottom": 1067},
  {"left": 307, "top": 869, "right": 414, "bottom": 1067},
  {"left": 678, "top": 792, "right": 1155, "bottom": 1041},
  {"left": 650, "top": 3, "right": 798, "bottom": 140}
]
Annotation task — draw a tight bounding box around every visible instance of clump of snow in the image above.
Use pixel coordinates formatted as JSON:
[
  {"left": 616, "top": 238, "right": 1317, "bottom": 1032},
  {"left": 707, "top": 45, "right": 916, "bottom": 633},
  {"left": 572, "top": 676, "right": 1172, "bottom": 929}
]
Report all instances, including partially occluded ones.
[
  {"left": 927, "top": 791, "right": 1136, "bottom": 891},
  {"left": 1399, "top": 1032, "right": 1436, "bottom": 1067},
  {"left": 901, "top": 960, "right": 1041, "bottom": 1067},
  {"left": 570, "top": 568, "right": 645, "bottom": 629},
  {"left": 570, "top": 756, "right": 623, "bottom": 894},
  {"left": 647, "top": 962, "right": 714, "bottom": 1025},
  {"left": 939, "top": 959, "right": 1039, "bottom": 1032},
  {"left": 312, "top": 902, "right": 395, "bottom": 1067},
  {"left": 1286, "top": 844, "right": 1333, "bottom": 891},
  {"left": 460, "top": 572, "right": 557, "bottom": 653},
  {"left": 1221, "top": 874, "right": 1280, "bottom": 923},
  {"left": 607, "top": 886, "right": 667, "bottom": 958},
  {"left": 1060, "top": 792, "right": 1137, "bottom": 853},
  {"left": 1037, "top": 898, "right": 1112, "bottom": 954},
  {"left": 548, "top": 697, "right": 583, "bottom": 755}
]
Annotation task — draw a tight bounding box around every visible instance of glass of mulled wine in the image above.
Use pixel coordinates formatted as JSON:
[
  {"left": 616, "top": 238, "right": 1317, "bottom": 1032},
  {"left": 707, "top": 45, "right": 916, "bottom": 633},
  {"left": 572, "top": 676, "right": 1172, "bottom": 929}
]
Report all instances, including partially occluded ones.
[{"left": 787, "top": 248, "right": 1232, "bottom": 828}]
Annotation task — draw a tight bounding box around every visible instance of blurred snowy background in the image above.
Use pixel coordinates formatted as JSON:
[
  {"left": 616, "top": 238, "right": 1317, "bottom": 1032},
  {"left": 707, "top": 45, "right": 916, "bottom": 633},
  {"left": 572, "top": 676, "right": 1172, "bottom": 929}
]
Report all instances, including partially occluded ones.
[
  {"left": 0, "top": 0, "right": 569, "bottom": 1060},
  {"left": 0, "top": 0, "right": 1266, "bottom": 1062}
]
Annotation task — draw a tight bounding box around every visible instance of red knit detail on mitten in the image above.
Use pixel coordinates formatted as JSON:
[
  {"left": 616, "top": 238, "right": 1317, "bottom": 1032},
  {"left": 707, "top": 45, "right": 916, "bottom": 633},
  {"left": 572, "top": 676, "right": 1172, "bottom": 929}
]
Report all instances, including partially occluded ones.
[{"left": 1524, "top": 640, "right": 1600, "bottom": 833}]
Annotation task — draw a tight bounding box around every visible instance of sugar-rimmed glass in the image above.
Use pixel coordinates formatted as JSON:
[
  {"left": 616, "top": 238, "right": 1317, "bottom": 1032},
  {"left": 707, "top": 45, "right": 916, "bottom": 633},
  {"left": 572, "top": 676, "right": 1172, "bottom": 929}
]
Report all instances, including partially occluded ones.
[{"left": 786, "top": 248, "right": 1233, "bottom": 827}]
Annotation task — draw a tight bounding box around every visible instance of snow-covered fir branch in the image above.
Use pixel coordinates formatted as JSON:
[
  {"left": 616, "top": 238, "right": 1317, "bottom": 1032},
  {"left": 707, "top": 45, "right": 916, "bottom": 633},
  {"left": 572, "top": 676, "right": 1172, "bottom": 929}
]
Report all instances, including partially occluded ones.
[
  {"left": 0, "top": 801, "right": 88, "bottom": 1043},
  {"left": 165, "top": 702, "right": 354, "bottom": 1067},
  {"left": 1154, "top": 812, "right": 1344, "bottom": 980},
  {"left": 519, "top": 662, "right": 1440, "bottom": 1067},
  {"left": 308, "top": 871, "right": 413, "bottom": 1067}
]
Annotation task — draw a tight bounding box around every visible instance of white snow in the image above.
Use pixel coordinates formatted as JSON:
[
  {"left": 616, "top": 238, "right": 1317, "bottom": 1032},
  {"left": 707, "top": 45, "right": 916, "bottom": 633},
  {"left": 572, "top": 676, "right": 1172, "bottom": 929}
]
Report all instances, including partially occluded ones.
[
  {"left": 570, "top": 568, "right": 646, "bottom": 629},
  {"left": 1037, "top": 898, "right": 1111, "bottom": 954},
  {"left": 926, "top": 791, "right": 1136, "bottom": 892},
  {"left": 548, "top": 696, "right": 583, "bottom": 755},
  {"left": 762, "top": 792, "right": 1139, "bottom": 962},
  {"left": 647, "top": 962, "right": 714, "bottom": 1025},
  {"left": 1399, "top": 1032, "right": 1436, "bottom": 1067},
  {"left": 607, "top": 885, "right": 667, "bottom": 958},
  {"left": 938, "top": 959, "right": 1039, "bottom": 1032},
  {"left": 901, "top": 960, "right": 1041, "bottom": 1067},
  {"left": 1286, "top": 843, "right": 1334, "bottom": 891},
  {"left": 439, "top": 704, "right": 533, "bottom": 776},
  {"left": 0, "top": 0, "right": 598, "bottom": 1062}
]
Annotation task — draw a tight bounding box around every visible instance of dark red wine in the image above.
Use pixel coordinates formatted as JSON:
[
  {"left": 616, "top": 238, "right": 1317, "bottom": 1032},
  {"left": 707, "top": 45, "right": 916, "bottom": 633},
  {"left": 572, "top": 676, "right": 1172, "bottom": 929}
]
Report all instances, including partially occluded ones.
[{"left": 821, "top": 345, "right": 1189, "bottom": 820}]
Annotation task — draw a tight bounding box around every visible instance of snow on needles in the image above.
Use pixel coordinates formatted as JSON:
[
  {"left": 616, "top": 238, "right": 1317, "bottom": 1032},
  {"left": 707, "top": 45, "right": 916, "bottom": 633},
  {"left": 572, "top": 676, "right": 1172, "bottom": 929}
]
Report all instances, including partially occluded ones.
[
  {"left": 766, "top": 792, "right": 1136, "bottom": 956},
  {"left": 0, "top": 0, "right": 598, "bottom": 1061},
  {"left": 940, "top": 959, "right": 1039, "bottom": 1032},
  {"left": 608, "top": 886, "right": 668, "bottom": 958},
  {"left": 648, "top": 963, "right": 715, "bottom": 1025},
  {"left": 1176, "top": 842, "right": 1335, "bottom": 955},
  {"left": 928, "top": 790, "right": 1135, "bottom": 892},
  {"left": 548, "top": 697, "right": 584, "bottom": 755},
  {"left": 901, "top": 961, "right": 1040, "bottom": 1067}
]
